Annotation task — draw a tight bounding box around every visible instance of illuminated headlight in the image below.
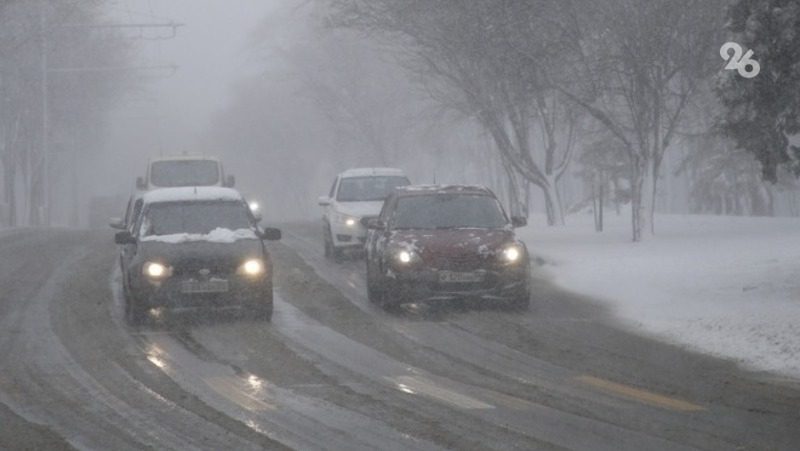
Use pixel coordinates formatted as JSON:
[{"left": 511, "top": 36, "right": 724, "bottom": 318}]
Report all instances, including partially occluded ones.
[
  {"left": 249, "top": 201, "right": 260, "bottom": 213},
  {"left": 143, "top": 262, "right": 170, "bottom": 279},
  {"left": 395, "top": 249, "right": 420, "bottom": 265},
  {"left": 335, "top": 213, "right": 358, "bottom": 227},
  {"left": 241, "top": 259, "right": 265, "bottom": 276},
  {"left": 501, "top": 245, "right": 523, "bottom": 263}
]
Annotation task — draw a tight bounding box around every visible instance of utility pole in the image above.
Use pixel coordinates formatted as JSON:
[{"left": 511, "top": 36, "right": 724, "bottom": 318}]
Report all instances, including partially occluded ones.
[
  {"left": 38, "top": 1, "right": 181, "bottom": 226},
  {"left": 40, "top": 0, "right": 49, "bottom": 226}
]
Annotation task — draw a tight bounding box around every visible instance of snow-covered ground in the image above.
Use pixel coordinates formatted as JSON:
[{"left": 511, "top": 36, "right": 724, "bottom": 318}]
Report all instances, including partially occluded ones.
[{"left": 520, "top": 211, "right": 800, "bottom": 379}]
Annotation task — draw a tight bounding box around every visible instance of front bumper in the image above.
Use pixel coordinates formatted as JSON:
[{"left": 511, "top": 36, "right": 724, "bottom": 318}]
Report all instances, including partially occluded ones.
[
  {"left": 382, "top": 264, "right": 529, "bottom": 303},
  {"left": 130, "top": 274, "right": 272, "bottom": 312},
  {"left": 330, "top": 221, "right": 367, "bottom": 248}
]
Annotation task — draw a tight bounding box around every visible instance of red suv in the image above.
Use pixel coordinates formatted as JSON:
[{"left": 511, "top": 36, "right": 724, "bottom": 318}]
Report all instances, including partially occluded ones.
[{"left": 364, "top": 185, "right": 530, "bottom": 310}]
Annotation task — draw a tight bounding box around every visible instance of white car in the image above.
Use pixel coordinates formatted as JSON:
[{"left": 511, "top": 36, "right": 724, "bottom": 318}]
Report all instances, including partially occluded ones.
[{"left": 318, "top": 168, "right": 410, "bottom": 260}]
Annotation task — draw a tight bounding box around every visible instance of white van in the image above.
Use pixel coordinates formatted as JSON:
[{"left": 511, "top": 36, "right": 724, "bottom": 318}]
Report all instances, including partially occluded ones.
[{"left": 136, "top": 156, "right": 235, "bottom": 191}]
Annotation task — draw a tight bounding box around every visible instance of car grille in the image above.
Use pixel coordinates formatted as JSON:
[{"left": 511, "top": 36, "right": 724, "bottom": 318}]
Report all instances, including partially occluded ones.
[
  {"left": 171, "top": 258, "right": 237, "bottom": 277},
  {"left": 428, "top": 253, "right": 486, "bottom": 271}
]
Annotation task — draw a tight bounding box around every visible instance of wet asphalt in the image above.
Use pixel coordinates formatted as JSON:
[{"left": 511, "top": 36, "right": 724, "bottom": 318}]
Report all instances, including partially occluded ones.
[{"left": 0, "top": 226, "right": 798, "bottom": 450}]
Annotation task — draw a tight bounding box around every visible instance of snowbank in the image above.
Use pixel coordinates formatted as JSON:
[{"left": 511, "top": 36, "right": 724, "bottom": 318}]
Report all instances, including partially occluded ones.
[
  {"left": 141, "top": 227, "right": 256, "bottom": 244},
  {"left": 520, "top": 212, "right": 800, "bottom": 379}
]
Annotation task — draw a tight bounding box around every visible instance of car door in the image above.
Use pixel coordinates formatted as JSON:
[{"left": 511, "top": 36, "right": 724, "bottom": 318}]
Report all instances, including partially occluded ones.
[
  {"left": 120, "top": 199, "right": 144, "bottom": 282},
  {"left": 369, "top": 194, "right": 396, "bottom": 274},
  {"left": 323, "top": 176, "right": 338, "bottom": 226}
]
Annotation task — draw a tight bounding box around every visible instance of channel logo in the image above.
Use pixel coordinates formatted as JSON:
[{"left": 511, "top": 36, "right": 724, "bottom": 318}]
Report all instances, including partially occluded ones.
[{"left": 720, "top": 42, "right": 760, "bottom": 79}]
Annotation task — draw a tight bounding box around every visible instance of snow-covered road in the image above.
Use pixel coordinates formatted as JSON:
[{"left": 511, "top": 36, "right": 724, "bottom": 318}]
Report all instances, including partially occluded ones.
[
  {"left": 0, "top": 227, "right": 798, "bottom": 450},
  {"left": 522, "top": 212, "right": 800, "bottom": 380}
]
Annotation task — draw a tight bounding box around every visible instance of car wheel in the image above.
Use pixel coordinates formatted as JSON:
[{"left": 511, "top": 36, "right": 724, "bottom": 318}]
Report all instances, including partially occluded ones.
[
  {"left": 324, "top": 225, "right": 344, "bottom": 261},
  {"left": 251, "top": 304, "right": 273, "bottom": 322},
  {"left": 509, "top": 280, "right": 531, "bottom": 311},
  {"left": 124, "top": 290, "right": 147, "bottom": 325},
  {"left": 366, "top": 264, "right": 383, "bottom": 304},
  {"left": 381, "top": 292, "right": 402, "bottom": 312},
  {"left": 323, "top": 224, "right": 333, "bottom": 258},
  {"left": 378, "top": 280, "right": 403, "bottom": 312},
  {"left": 332, "top": 244, "right": 344, "bottom": 263}
]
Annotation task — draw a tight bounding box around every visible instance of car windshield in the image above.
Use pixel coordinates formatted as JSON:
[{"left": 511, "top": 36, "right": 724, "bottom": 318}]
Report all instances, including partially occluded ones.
[
  {"left": 391, "top": 194, "right": 507, "bottom": 229},
  {"left": 336, "top": 176, "right": 409, "bottom": 202},
  {"left": 140, "top": 201, "right": 251, "bottom": 236},
  {"left": 150, "top": 160, "right": 220, "bottom": 187}
]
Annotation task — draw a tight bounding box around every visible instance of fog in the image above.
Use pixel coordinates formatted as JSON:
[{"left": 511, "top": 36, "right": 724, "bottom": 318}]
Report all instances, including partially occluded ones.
[
  {"left": 2, "top": 0, "right": 800, "bottom": 237},
  {"left": 91, "top": 0, "right": 279, "bottom": 213},
  {"left": 2, "top": 3, "right": 800, "bottom": 448}
]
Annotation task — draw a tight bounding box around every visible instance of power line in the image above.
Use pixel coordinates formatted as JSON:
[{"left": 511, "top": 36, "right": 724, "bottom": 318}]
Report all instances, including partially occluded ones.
[{"left": 39, "top": 3, "right": 181, "bottom": 226}]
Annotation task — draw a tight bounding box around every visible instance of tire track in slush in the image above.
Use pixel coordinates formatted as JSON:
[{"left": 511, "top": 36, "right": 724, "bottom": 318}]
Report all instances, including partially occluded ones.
[
  {"left": 0, "top": 241, "right": 239, "bottom": 450},
  {"left": 110, "top": 267, "right": 444, "bottom": 451}
]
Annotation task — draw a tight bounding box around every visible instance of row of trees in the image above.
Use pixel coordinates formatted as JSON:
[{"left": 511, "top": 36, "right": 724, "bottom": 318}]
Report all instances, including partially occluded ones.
[
  {"left": 0, "top": 0, "right": 130, "bottom": 226},
  {"left": 321, "top": 0, "right": 796, "bottom": 241},
  {"left": 204, "top": 0, "right": 799, "bottom": 236}
]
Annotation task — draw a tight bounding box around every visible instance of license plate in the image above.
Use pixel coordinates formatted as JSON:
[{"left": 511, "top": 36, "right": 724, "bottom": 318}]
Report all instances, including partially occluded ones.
[
  {"left": 438, "top": 271, "right": 484, "bottom": 283},
  {"left": 181, "top": 280, "right": 229, "bottom": 294}
]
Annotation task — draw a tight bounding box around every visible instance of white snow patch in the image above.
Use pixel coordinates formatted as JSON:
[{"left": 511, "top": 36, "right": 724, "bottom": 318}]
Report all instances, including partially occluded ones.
[
  {"left": 142, "top": 227, "right": 256, "bottom": 244},
  {"left": 520, "top": 212, "right": 800, "bottom": 379},
  {"left": 142, "top": 186, "right": 243, "bottom": 204}
]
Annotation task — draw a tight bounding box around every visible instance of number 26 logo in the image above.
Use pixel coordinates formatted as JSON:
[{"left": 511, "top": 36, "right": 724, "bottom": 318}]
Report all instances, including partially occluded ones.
[{"left": 720, "top": 42, "right": 760, "bottom": 79}]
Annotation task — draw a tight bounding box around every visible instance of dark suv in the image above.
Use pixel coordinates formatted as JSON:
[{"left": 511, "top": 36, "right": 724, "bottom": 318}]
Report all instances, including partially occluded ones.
[
  {"left": 113, "top": 187, "right": 281, "bottom": 324},
  {"left": 364, "top": 185, "right": 530, "bottom": 310}
]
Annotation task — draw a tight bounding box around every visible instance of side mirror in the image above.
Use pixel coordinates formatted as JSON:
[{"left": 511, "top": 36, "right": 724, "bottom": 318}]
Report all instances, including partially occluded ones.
[
  {"left": 259, "top": 227, "right": 281, "bottom": 241},
  {"left": 318, "top": 196, "right": 331, "bottom": 207},
  {"left": 225, "top": 175, "right": 236, "bottom": 187},
  {"left": 511, "top": 216, "right": 527, "bottom": 228},
  {"left": 114, "top": 230, "right": 136, "bottom": 245},
  {"left": 136, "top": 176, "right": 146, "bottom": 190},
  {"left": 365, "top": 218, "right": 385, "bottom": 230},
  {"left": 109, "top": 217, "right": 126, "bottom": 230}
]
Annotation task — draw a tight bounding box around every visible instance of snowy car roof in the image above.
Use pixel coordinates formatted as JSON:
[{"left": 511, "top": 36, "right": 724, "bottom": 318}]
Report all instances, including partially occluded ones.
[
  {"left": 149, "top": 155, "right": 221, "bottom": 163},
  {"left": 395, "top": 184, "right": 494, "bottom": 196},
  {"left": 339, "top": 167, "right": 406, "bottom": 178},
  {"left": 142, "top": 187, "right": 244, "bottom": 205}
]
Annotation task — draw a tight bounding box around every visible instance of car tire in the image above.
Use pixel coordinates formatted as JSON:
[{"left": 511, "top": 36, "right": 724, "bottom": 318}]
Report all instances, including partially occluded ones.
[
  {"left": 323, "top": 224, "right": 333, "bottom": 258},
  {"left": 378, "top": 280, "right": 403, "bottom": 312},
  {"left": 332, "top": 245, "right": 344, "bottom": 263},
  {"left": 124, "top": 290, "right": 147, "bottom": 326},
  {"left": 366, "top": 265, "right": 383, "bottom": 304},
  {"left": 509, "top": 280, "right": 531, "bottom": 311},
  {"left": 324, "top": 225, "right": 344, "bottom": 262},
  {"left": 251, "top": 304, "right": 273, "bottom": 322}
]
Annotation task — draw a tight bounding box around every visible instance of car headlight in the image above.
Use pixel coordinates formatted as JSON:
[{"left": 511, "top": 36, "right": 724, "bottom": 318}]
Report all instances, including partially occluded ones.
[
  {"left": 240, "top": 258, "right": 265, "bottom": 276},
  {"left": 143, "top": 261, "right": 171, "bottom": 279},
  {"left": 335, "top": 213, "right": 359, "bottom": 227},
  {"left": 248, "top": 201, "right": 260, "bottom": 213},
  {"left": 500, "top": 245, "right": 523, "bottom": 264},
  {"left": 394, "top": 249, "right": 421, "bottom": 265}
]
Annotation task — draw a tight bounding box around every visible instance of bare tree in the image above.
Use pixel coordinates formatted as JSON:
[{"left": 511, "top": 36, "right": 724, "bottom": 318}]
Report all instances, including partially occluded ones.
[
  {"left": 329, "top": 0, "right": 581, "bottom": 225},
  {"left": 0, "top": 0, "right": 130, "bottom": 226},
  {"left": 556, "top": 0, "right": 726, "bottom": 240}
]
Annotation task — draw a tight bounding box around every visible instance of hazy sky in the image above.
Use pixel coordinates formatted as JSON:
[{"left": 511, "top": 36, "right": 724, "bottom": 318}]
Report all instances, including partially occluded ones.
[{"left": 107, "top": 0, "right": 279, "bottom": 152}]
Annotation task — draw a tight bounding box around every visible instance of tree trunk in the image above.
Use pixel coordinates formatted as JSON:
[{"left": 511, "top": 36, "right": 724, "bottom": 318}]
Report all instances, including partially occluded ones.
[
  {"left": 629, "top": 156, "right": 652, "bottom": 242},
  {"left": 646, "top": 157, "right": 658, "bottom": 235},
  {"left": 542, "top": 176, "right": 565, "bottom": 226},
  {"left": 597, "top": 176, "right": 604, "bottom": 232},
  {"left": 2, "top": 158, "right": 16, "bottom": 227}
]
